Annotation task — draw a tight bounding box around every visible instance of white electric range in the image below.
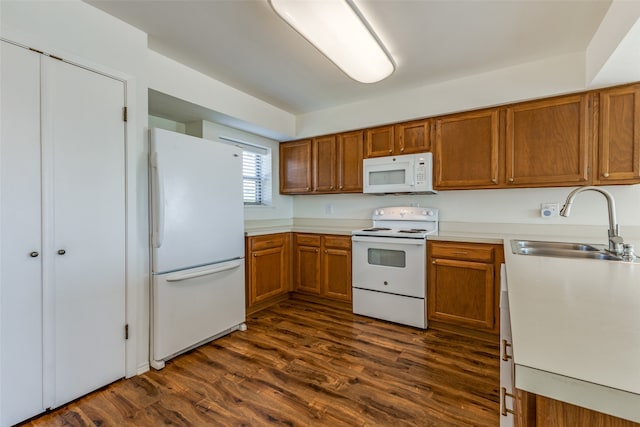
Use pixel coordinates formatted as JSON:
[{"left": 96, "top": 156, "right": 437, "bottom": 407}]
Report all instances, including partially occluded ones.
[{"left": 351, "top": 206, "right": 439, "bottom": 329}]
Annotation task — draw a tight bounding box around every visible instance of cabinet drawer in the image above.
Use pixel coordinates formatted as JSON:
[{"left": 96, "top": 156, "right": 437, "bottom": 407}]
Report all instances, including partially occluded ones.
[
  {"left": 430, "top": 243, "right": 494, "bottom": 262},
  {"left": 323, "top": 235, "right": 351, "bottom": 249},
  {"left": 295, "top": 234, "right": 321, "bottom": 246},
  {"left": 251, "top": 234, "right": 286, "bottom": 251}
]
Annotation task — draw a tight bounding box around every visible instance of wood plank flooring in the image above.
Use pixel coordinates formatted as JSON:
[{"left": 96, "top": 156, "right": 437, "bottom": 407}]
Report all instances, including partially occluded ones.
[{"left": 23, "top": 299, "right": 500, "bottom": 426}]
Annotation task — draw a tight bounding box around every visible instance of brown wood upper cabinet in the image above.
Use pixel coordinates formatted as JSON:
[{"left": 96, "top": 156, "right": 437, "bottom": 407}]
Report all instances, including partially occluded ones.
[
  {"left": 280, "top": 131, "right": 363, "bottom": 195},
  {"left": 313, "top": 135, "right": 337, "bottom": 192},
  {"left": 434, "top": 109, "right": 500, "bottom": 189},
  {"left": 505, "top": 94, "right": 590, "bottom": 187},
  {"left": 365, "top": 121, "right": 430, "bottom": 158},
  {"left": 396, "top": 119, "right": 431, "bottom": 155},
  {"left": 365, "top": 125, "right": 395, "bottom": 158},
  {"left": 280, "top": 140, "right": 312, "bottom": 194},
  {"left": 594, "top": 83, "right": 640, "bottom": 184},
  {"left": 337, "top": 130, "right": 364, "bottom": 192}
]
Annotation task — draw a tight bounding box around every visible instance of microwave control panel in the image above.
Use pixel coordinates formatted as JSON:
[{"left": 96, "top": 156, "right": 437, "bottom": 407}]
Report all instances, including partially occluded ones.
[{"left": 415, "top": 161, "right": 427, "bottom": 185}]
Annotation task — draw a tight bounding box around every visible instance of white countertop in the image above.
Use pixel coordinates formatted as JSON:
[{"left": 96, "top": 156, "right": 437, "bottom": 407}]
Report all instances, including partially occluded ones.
[{"left": 504, "top": 235, "right": 640, "bottom": 422}]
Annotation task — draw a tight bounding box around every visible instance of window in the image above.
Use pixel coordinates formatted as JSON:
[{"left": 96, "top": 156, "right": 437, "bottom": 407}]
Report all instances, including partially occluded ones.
[{"left": 220, "top": 136, "right": 272, "bottom": 206}]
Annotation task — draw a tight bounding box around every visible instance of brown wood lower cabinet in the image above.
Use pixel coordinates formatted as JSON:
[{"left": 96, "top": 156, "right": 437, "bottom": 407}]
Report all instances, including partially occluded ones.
[
  {"left": 514, "top": 390, "right": 640, "bottom": 427},
  {"left": 294, "top": 233, "right": 352, "bottom": 302},
  {"left": 245, "top": 233, "right": 291, "bottom": 312},
  {"left": 427, "top": 241, "right": 503, "bottom": 334}
]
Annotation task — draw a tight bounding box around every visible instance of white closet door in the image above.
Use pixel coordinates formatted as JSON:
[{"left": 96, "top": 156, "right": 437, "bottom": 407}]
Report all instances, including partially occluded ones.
[
  {"left": 0, "top": 42, "right": 45, "bottom": 426},
  {"left": 41, "top": 57, "right": 126, "bottom": 407}
]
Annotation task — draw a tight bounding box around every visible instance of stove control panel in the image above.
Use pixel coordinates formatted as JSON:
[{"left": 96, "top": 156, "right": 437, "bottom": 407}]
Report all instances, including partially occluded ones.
[{"left": 372, "top": 206, "right": 438, "bottom": 221}]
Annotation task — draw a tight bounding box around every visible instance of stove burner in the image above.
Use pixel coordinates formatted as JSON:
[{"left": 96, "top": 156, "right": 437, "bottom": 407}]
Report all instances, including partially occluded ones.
[
  {"left": 398, "top": 228, "right": 427, "bottom": 233},
  {"left": 362, "top": 227, "right": 392, "bottom": 232}
]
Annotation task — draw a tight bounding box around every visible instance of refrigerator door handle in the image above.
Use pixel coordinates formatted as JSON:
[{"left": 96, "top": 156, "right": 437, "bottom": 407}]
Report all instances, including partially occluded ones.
[
  {"left": 165, "top": 260, "right": 243, "bottom": 282},
  {"left": 151, "top": 152, "right": 165, "bottom": 248}
]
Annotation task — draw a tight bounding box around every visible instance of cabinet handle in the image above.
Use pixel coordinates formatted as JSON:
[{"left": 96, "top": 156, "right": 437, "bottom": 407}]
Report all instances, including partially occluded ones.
[
  {"left": 315, "top": 249, "right": 319, "bottom": 253},
  {"left": 324, "top": 250, "right": 328, "bottom": 254},
  {"left": 305, "top": 187, "right": 310, "bottom": 191},
  {"left": 432, "top": 260, "right": 436, "bottom": 264},
  {"left": 603, "top": 172, "right": 610, "bottom": 178},
  {"left": 501, "top": 387, "right": 516, "bottom": 417},
  {"left": 339, "top": 185, "right": 343, "bottom": 190},
  {"left": 400, "top": 147, "right": 404, "bottom": 152},
  {"left": 508, "top": 177, "right": 514, "bottom": 183},
  {"left": 57, "top": 249, "right": 66, "bottom": 255},
  {"left": 30, "top": 251, "right": 39, "bottom": 258},
  {"left": 491, "top": 178, "right": 497, "bottom": 184},
  {"left": 388, "top": 149, "right": 392, "bottom": 153},
  {"left": 383, "top": 281, "right": 388, "bottom": 285},
  {"left": 330, "top": 186, "right": 334, "bottom": 190},
  {"left": 253, "top": 253, "right": 257, "bottom": 257},
  {"left": 502, "top": 339, "right": 513, "bottom": 361}
]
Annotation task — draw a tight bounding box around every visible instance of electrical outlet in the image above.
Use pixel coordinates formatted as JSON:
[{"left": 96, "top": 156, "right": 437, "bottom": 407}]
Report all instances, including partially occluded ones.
[{"left": 540, "top": 203, "right": 559, "bottom": 218}]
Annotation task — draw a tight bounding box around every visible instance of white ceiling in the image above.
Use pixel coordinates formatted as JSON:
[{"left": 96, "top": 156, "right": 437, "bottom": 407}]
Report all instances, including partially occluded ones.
[{"left": 86, "top": 0, "right": 611, "bottom": 115}]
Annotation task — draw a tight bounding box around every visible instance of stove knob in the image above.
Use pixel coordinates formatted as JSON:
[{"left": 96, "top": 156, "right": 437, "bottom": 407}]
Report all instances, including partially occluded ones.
[
  {"left": 421, "top": 210, "right": 427, "bottom": 216},
  {"left": 378, "top": 209, "right": 384, "bottom": 215},
  {"left": 427, "top": 210, "right": 434, "bottom": 216},
  {"left": 400, "top": 209, "right": 407, "bottom": 217}
]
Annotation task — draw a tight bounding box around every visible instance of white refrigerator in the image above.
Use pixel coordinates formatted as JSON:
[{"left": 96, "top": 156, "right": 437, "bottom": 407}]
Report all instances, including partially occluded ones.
[{"left": 149, "top": 128, "right": 246, "bottom": 369}]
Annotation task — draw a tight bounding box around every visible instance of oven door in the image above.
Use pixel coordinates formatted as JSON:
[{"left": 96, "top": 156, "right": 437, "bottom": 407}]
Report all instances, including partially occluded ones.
[{"left": 352, "top": 235, "right": 426, "bottom": 297}]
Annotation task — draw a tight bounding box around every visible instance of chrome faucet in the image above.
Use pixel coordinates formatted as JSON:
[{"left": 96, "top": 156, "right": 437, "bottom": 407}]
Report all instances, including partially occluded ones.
[{"left": 559, "top": 186, "right": 624, "bottom": 255}]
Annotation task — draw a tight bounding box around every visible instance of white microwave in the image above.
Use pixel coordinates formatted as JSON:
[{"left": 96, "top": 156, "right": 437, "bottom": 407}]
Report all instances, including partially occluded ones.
[{"left": 363, "top": 153, "right": 436, "bottom": 194}]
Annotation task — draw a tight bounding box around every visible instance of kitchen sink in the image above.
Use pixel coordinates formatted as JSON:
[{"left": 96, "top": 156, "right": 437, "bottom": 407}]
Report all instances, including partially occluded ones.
[{"left": 510, "top": 240, "right": 626, "bottom": 261}]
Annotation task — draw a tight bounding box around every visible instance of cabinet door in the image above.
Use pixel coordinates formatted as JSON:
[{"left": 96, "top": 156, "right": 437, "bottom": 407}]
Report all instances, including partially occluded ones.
[
  {"left": 322, "top": 247, "right": 352, "bottom": 301},
  {"left": 42, "top": 56, "right": 126, "bottom": 407},
  {"left": 337, "top": 131, "right": 363, "bottom": 192},
  {"left": 396, "top": 120, "right": 430, "bottom": 155},
  {"left": 505, "top": 95, "right": 589, "bottom": 186},
  {"left": 0, "top": 41, "right": 45, "bottom": 426},
  {"left": 435, "top": 110, "right": 500, "bottom": 189},
  {"left": 280, "top": 140, "right": 312, "bottom": 193},
  {"left": 313, "top": 135, "right": 337, "bottom": 192},
  {"left": 428, "top": 258, "right": 495, "bottom": 330},
  {"left": 250, "top": 246, "right": 287, "bottom": 304},
  {"left": 295, "top": 245, "right": 321, "bottom": 294},
  {"left": 365, "top": 125, "right": 395, "bottom": 158},
  {"left": 596, "top": 85, "right": 640, "bottom": 184}
]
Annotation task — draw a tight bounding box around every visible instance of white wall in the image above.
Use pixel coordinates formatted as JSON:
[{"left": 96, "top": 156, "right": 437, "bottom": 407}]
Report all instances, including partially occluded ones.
[
  {"left": 147, "top": 50, "right": 296, "bottom": 140},
  {"left": 295, "top": 52, "right": 586, "bottom": 138},
  {"left": 149, "top": 115, "right": 186, "bottom": 134},
  {"left": 293, "top": 186, "right": 640, "bottom": 225}
]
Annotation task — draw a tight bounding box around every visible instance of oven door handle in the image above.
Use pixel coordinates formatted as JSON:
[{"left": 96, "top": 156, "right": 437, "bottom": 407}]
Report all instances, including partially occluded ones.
[{"left": 351, "top": 235, "right": 427, "bottom": 246}]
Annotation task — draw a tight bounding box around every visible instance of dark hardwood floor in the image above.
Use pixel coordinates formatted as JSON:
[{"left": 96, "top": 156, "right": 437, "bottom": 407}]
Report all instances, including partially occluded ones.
[{"left": 23, "top": 299, "right": 500, "bottom": 426}]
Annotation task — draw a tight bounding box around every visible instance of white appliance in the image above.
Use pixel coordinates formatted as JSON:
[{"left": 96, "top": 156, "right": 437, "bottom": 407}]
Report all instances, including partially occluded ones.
[
  {"left": 351, "top": 207, "right": 439, "bottom": 328},
  {"left": 363, "top": 153, "right": 436, "bottom": 194},
  {"left": 150, "top": 128, "right": 246, "bottom": 370}
]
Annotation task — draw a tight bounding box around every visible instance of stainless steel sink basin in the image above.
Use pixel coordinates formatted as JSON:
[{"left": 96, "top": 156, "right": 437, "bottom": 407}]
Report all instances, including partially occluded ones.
[
  {"left": 511, "top": 240, "right": 603, "bottom": 252},
  {"left": 510, "top": 240, "right": 624, "bottom": 261}
]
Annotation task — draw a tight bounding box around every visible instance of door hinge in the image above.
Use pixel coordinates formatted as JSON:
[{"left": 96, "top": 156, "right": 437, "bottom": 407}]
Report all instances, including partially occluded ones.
[
  {"left": 123, "top": 106, "right": 128, "bottom": 122},
  {"left": 125, "top": 324, "right": 129, "bottom": 340}
]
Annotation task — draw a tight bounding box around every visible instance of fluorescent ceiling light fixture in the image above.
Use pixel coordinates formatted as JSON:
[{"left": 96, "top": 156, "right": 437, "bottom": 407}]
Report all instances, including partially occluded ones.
[{"left": 269, "top": 0, "right": 395, "bottom": 83}]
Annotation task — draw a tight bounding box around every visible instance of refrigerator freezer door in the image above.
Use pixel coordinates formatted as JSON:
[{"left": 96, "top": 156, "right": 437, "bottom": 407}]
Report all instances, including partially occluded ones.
[
  {"left": 152, "top": 259, "right": 246, "bottom": 362},
  {"left": 150, "top": 128, "right": 244, "bottom": 273}
]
